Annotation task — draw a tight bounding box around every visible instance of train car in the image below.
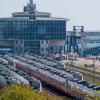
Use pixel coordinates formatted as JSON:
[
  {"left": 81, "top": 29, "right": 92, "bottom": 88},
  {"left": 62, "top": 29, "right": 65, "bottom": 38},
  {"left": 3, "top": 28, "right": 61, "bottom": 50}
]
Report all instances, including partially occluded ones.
[
  {"left": 3, "top": 55, "right": 100, "bottom": 100},
  {"left": 27, "top": 77, "right": 42, "bottom": 93},
  {"left": 0, "top": 64, "right": 29, "bottom": 86},
  {"left": 15, "top": 60, "right": 100, "bottom": 100},
  {"left": 15, "top": 69, "right": 42, "bottom": 93},
  {"left": 6, "top": 77, "right": 20, "bottom": 85},
  {"left": 73, "top": 72, "right": 83, "bottom": 80},
  {"left": 1, "top": 63, "right": 42, "bottom": 93},
  {"left": 11, "top": 55, "right": 83, "bottom": 82},
  {"left": 23, "top": 54, "right": 83, "bottom": 81},
  {"left": 0, "top": 70, "right": 20, "bottom": 86},
  {"left": 12, "top": 71, "right": 29, "bottom": 86},
  {"left": 0, "top": 57, "right": 8, "bottom": 65},
  {"left": 15, "top": 62, "right": 68, "bottom": 93}
]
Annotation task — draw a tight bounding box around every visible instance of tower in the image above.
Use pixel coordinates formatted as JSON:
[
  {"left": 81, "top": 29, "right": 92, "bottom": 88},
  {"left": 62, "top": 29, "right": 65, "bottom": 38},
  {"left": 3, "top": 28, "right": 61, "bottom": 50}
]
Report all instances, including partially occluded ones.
[
  {"left": 73, "top": 26, "right": 85, "bottom": 56},
  {"left": 30, "top": 0, "right": 33, "bottom": 5},
  {"left": 23, "top": 0, "right": 36, "bottom": 19},
  {"left": 24, "top": 0, "right": 36, "bottom": 13}
]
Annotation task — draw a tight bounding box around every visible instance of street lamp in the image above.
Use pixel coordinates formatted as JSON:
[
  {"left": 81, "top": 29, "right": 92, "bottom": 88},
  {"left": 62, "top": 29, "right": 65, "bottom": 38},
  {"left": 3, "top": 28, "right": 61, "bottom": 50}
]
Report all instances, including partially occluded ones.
[
  {"left": 68, "top": 52, "right": 74, "bottom": 69},
  {"left": 70, "top": 52, "right": 79, "bottom": 70},
  {"left": 93, "top": 58, "right": 96, "bottom": 84}
]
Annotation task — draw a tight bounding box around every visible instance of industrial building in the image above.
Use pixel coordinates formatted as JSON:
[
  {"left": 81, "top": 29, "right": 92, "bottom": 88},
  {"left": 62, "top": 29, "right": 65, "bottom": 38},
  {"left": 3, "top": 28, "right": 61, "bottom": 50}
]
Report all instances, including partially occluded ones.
[
  {"left": 0, "top": 0, "right": 100, "bottom": 57},
  {"left": 0, "top": 0, "right": 67, "bottom": 55},
  {"left": 66, "top": 26, "right": 100, "bottom": 56}
]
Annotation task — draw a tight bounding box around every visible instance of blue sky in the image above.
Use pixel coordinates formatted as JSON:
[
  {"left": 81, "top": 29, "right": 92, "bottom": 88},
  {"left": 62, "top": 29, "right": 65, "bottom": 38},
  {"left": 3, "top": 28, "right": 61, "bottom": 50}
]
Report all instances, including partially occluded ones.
[{"left": 0, "top": 0, "right": 100, "bottom": 31}]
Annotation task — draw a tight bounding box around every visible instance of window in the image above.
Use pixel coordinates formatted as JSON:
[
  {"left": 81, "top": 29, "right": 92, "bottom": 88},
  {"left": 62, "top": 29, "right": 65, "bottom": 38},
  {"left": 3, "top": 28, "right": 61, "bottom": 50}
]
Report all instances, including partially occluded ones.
[
  {"left": 46, "top": 48, "right": 48, "bottom": 51},
  {"left": 46, "top": 40, "right": 48, "bottom": 44},
  {"left": 16, "top": 40, "right": 18, "bottom": 44},
  {"left": 42, "top": 48, "right": 44, "bottom": 51}
]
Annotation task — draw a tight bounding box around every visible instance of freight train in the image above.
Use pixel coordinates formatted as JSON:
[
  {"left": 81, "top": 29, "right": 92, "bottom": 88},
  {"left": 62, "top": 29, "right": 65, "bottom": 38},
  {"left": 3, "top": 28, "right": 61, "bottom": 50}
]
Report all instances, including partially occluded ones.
[
  {"left": 0, "top": 58, "right": 42, "bottom": 92},
  {"left": 3, "top": 54, "right": 100, "bottom": 100},
  {"left": 23, "top": 54, "right": 83, "bottom": 80},
  {"left": 0, "top": 64, "right": 29, "bottom": 86},
  {"left": 5, "top": 64, "right": 42, "bottom": 92},
  {"left": 11, "top": 54, "right": 83, "bottom": 81},
  {"left": 0, "top": 67, "right": 21, "bottom": 86}
]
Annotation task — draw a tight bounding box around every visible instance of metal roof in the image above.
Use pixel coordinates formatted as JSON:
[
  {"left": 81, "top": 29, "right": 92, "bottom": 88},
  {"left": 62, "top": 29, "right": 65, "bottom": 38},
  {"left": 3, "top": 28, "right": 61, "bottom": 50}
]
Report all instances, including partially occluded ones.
[
  {"left": 12, "top": 11, "right": 51, "bottom": 17},
  {"left": 0, "top": 17, "right": 67, "bottom": 21},
  {"left": 67, "top": 31, "right": 100, "bottom": 36},
  {"left": 36, "top": 17, "right": 67, "bottom": 21}
]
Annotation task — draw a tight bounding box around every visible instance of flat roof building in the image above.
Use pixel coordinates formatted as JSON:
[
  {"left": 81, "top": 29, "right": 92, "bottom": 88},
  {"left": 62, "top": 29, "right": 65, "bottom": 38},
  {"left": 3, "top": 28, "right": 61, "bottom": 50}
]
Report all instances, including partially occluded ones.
[
  {"left": 0, "top": 0, "right": 67, "bottom": 55},
  {"left": 66, "top": 28, "right": 100, "bottom": 56}
]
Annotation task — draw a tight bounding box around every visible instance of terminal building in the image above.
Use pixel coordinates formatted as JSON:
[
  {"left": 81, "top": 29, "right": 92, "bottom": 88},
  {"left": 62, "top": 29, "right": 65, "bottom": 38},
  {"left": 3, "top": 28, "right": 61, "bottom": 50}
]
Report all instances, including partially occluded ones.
[{"left": 0, "top": 0, "right": 67, "bottom": 55}]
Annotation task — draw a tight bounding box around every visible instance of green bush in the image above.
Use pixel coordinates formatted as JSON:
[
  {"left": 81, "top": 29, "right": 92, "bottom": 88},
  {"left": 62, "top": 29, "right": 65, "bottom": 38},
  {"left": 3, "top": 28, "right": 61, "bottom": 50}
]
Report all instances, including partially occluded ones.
[{"left": 0, "top": 85, "right": 62, "bottom": 100}]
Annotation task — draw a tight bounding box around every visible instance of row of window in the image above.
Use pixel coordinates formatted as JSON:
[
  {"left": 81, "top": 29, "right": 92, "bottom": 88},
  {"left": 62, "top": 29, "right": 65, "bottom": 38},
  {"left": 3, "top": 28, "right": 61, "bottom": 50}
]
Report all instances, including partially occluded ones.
[
  {"left": 41, "top": 48, "right": 48, "bottom": 51},
  {"left": 0, "top": 20, "right": 66, "bottom": 26}
]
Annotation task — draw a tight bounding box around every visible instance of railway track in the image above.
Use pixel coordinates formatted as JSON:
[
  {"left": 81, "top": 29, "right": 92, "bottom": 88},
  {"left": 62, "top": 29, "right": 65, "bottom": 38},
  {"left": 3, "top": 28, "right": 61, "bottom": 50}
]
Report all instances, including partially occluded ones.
[
  {"left": 65, "top": 64, "right": 100, "bottom": 79},
  {"left": 43, "top": 88, "right": 64, "bottom": 100},
  {"left": 65, "top": 65, "right": 100, "bottom": 85},
  {"left": 42, "top": 84, "right": 74, "bottom": 100},
  {"left": 42, "top": 84, "right": 65, "bottom": 100}
]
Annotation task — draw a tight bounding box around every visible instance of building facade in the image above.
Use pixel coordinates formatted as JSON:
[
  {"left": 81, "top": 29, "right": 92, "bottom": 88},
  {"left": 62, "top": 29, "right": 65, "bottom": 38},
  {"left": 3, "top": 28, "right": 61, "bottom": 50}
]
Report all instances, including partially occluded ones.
[
  {"left": 66, "top": 30, "right": 100, "bottom": 56},
  {"left": 0, "top": 0, "right": 67, "bottom": 55}
]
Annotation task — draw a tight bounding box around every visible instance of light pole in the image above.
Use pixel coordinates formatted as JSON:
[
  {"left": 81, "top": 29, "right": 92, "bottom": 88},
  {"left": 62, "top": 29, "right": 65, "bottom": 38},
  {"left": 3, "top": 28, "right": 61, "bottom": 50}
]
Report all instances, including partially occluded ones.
[
  {"left": 93, "top": 58, "right": 96, "bottom": 84},
  {"left": 70, "top": 52, "right": 74, "bottom": 69}
]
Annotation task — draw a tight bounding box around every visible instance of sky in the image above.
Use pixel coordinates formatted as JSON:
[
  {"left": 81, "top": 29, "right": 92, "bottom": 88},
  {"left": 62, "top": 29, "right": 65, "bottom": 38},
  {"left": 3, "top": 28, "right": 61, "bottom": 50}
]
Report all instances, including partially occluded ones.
[{"left": 0, "top": 0, "right": 100, "bottom": 31}]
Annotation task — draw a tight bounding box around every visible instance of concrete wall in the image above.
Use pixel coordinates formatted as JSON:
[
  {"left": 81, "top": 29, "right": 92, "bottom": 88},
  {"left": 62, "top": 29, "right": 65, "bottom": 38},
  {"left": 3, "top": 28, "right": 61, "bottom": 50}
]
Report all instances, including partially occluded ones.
[
  {"left": 40, "top": 40, "right": 48, "bottom": 55},
  {"left": 15, "top": 40, "right": 24, "bottom": 54},
  {"left": 0, "top": 40, "right": 15, "bottom": 47},
  {"left": 0, "top": 40, "right": 24, "bottom": 54},
  {"left": 48, "top": 40, "right": 65, "bottom": 46}
]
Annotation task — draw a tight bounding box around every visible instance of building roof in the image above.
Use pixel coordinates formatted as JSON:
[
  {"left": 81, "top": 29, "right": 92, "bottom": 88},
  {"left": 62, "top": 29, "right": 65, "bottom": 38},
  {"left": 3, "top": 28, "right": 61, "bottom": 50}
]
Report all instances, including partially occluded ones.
[
  {"left": 84, "top": 32, "right": 100, "bottom": 36},
  {"left": 67, "top": 31, "right": 100, "bottom": 36},
  {"left": 0, "top": 17, "right": 67, "bottom": 21},
  {"left": 12, "top": 11, "right": 51, "bottom": 18},
  {"left": 66, "top": 31, "right": 81, "bottom": 37},
  {"left": 0, "top": 17, "right": 28, "bottom": 21},
  {"left": 36, "top": 17, "right": 67, "bottom": 21},
  {"left": 0, "top": 0, "right": 67, "bottom": 22}
]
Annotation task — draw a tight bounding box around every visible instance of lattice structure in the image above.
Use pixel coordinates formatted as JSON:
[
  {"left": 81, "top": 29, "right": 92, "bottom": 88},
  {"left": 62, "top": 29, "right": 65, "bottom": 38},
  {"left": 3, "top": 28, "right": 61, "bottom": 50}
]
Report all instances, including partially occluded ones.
[{"left": 73, "top": 26, "right": 86, "bottom": 56}]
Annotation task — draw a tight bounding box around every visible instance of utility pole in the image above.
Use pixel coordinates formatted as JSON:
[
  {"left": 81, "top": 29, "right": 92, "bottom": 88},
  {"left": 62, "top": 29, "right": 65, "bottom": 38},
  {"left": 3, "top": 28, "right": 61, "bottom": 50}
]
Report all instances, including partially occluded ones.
[{"left": 93, "top": 58, "right": 96, "bottom": 84}]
